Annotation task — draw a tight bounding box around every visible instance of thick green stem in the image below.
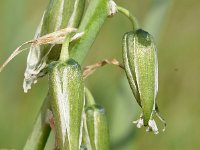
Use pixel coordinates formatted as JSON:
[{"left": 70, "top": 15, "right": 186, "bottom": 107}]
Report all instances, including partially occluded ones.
[
  {"left": 69, "top": 0, "right": 108, "bottom": 64},
  {"left": 23, "top": 94, "right": 51, "bottom": 150},
  {"left": 117, "top": 6, "right": 139, "bottom": 31}
]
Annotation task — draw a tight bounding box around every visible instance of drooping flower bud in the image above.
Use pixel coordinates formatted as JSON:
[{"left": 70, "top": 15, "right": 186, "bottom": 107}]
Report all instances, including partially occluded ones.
[{"left": 122, "top": 29, "right": 165, "bottom": 134}]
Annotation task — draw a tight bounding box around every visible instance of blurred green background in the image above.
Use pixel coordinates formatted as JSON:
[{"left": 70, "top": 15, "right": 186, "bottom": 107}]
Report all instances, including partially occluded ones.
[{"left": 0, "top": 0, "right": 199, "bottom": 149}]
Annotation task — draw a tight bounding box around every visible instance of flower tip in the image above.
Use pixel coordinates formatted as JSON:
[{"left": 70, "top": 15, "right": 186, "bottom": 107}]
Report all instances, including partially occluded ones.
[
  {"left": 133, "top": 118, "right": 144, "bottom": 128},
  {"left": 162, "top": 123, "right": 166, "bottom": 132},
  {"left": 108, "top": 0, "right": 118, "bottom": 17},
  {"left": 133, "top": 116, "right": 161, "bottom": 134},
  {"left": 155, "top": 111, "right": 167, "bottom": 132},
  {"left": 23, "top": 78, "right": 33, "bottom": 93},
  {"left": 147, "top": 119, "right": 159, "bottom": 134}
]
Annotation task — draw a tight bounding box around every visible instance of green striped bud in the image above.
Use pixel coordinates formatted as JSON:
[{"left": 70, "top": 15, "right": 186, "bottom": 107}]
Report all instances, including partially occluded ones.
[
  {"left": 24, "top": 0, "right": 85, "bottom": 93},
  {"left": 84, "top": 105, "right": 109, "bottom": 150},
  {"left": 122, "top": 29, "right": 164, "bottom": 134},
  {"left": 49, "top": 58, "right": 84, "bottom": 149}
]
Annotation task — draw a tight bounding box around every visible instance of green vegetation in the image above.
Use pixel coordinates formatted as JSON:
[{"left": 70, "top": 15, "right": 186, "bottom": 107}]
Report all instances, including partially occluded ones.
[{"left": 0, "top": 0, "right": 199, "bottom": 149}]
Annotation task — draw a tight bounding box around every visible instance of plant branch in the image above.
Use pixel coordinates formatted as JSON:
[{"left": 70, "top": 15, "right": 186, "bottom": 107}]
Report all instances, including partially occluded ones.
[{"left": 83, "top": 59, "right": 124, "bottom": 79}]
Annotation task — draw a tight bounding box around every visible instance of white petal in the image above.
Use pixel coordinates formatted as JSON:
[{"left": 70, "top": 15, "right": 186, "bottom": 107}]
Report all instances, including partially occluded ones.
[
  {"left": 147, "top": 119, "right": 159, "bottom": 134},
  {"left": 108, "top": 0, "right": 118, "bottom": 16},
  {"left": 133, "top": 118, "right": 144, "bottom": 128}
]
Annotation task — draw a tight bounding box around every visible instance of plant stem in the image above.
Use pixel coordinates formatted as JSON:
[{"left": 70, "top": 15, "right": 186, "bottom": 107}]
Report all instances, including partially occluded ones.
[
  {"left": 69, "top": 0, "right": 108, "bottom": 64},
  {"left": 59, "top": 35, "right": 71, "bottom": 62},
  {"left": 117, "top": 6, "right": 139, "bottom": 31},
  {"left": 85, "top": 87, "right": 96, "bottom": 107},
  {"left": 23, "top": 94, "right": 51, "bottom": 150}
]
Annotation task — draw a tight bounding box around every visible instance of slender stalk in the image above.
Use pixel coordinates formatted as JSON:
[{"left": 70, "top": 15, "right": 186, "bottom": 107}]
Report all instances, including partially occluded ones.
[
  {"left": 117, "top": 6, "right": 139, "bottom": 31},
  {"left": 23, "top": 94, "right": 51, "bottom": 150},
  {"left": 85, "top": 87, "right": 96, "bottom": 107},
  {"left": 59, "top": 34, "right": 71, "bottom": 62}
]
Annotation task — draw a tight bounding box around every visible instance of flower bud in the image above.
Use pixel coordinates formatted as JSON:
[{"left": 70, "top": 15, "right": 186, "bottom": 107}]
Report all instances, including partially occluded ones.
[
  {"left": 49, "top": 58, "right": 84, "bottom": 149},
  {"left": 82, "top": 88, "right": 109, "bottom": 150},
  {"left": 122, "top": 29, "right": 165, "bottom": 134},
  {"left": 84, "top": 105, "right": 109, "bottom": 150}
]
